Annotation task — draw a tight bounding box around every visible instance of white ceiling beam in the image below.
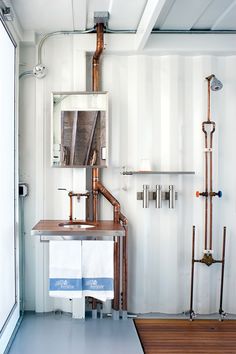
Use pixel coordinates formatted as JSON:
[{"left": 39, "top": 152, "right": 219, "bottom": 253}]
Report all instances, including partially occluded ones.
[
  {"left": 135, "top": 0, "right": 169, "bottom": 51},
  {"left": 145, "top": 33, "right": 236, "bottom": 55},
  {"left": 71, "top": 0, "right": 87, "bottom": 30}
]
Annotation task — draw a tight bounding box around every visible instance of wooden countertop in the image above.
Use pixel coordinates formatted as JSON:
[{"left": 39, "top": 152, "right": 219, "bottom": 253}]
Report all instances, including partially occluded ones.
[{"left": 31, "top": 220, "right": 125, "bottom": 239}]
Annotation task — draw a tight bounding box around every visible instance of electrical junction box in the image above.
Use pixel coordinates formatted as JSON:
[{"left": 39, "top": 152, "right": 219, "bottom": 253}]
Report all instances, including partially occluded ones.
[
  {"left": 19, "top": 183, "right": 28, "bottom": 197},
  {"left": 94, "top": 11, "right": 109, "bottom": 25}
]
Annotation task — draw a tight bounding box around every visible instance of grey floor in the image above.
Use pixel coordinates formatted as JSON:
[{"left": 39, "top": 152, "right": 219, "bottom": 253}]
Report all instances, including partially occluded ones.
[{"left": 8, "top": 312, "right": 143, "bottom": 354}]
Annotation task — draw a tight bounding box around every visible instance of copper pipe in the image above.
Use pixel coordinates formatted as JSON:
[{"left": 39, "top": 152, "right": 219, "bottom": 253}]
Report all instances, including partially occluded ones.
[
  {"left": 113, "top": 237, "right": 120, "bottom": 312},
  {"left": 90, "top": 23, "right": 103, "bottom": 311},
  {"left": 68, "top": 191, "right": 90, "bottom": 221},
  {"left": 90, "top": 22, "right": 128, "bottom": 315},
  {"left": 207, "top": 78, "right": 211, "bottom": 122},
  {"left": 219, "top": 226, "right": 226, "bottom": 317},
  {"left": 205, "top": 76, "right": 216, "bottom": 249},
  {"left": 122, "top": 226, "right": 128, "bottom": 312},
  {"left": 97, "top": 181, "right": 121, "bottom": 223},
  {"left": 92, "top": 23, "right": 104, "bottom": 91},
  {"left": 69, "top": 193, "right": 73, "bottom": 221},
  {"left": 92, "top": 23, "right": 104, "bottom": 222},
  {"left": 119, "top": 212, "right": 128, "bottom": 226},
  {"left": 92, "top": 168, "right": 99, "bottom": 222},
  {"left": 92, "top": 298, "right": 97, "bottom": 310},
  {"left": 204, "top": 77, "right": 211, "bottom": 248},
  {"left": 202, "top": 124, "right": 208, "bottom": 250},
  {"left": 190, "top": 226, "right": 196, "bottom": 320},
  {"left": 209, "top": 125, "right": 215, "bottom": 250}
]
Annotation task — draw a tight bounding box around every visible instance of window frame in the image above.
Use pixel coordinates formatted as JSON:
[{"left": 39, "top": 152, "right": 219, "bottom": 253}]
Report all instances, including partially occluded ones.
[{"left": 0, "top": 12, "right": 18, "bottom": 337}]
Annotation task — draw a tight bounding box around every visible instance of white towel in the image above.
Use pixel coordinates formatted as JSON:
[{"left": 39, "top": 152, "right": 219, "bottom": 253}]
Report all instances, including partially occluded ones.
[
  {"left": 82, "top": 241, "right": 114, "bottom": 302},
  {"left": 49, "top": 241, "right": 82, "bottom": 298}
]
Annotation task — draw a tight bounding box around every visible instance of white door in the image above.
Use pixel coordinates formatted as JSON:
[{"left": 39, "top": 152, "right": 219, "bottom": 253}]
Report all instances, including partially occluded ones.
[{"left": 0, "top": 16, "right": 18, "bottom": 353}]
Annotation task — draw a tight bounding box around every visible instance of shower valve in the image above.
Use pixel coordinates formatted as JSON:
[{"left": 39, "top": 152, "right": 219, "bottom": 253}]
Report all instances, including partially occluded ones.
[
  {"left": 210, "top": 191, "right": 222, "bottom": 198},
  {"left": 196, "top": 191, "right": 208, "bottom": 197},
  {"left": 196, "top": 191, "right": 222, "bottom": 198}
]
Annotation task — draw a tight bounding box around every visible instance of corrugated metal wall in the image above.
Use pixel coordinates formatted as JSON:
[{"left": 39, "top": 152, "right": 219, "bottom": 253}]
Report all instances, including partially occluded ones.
[
  {"left": 20, "top": 36, "right": 236, "bottom": 314},
  {"left": 101, "top": 54, "right": 236, "bottom": 314}
]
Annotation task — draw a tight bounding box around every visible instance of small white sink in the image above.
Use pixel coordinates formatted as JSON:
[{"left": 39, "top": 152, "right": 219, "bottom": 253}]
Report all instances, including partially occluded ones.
[{"left": 58, "top": 222, "right": 95, "bottom": 229}]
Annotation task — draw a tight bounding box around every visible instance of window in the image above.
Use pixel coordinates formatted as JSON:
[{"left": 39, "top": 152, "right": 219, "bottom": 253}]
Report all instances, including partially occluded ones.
[{"left": 0, "top": 17, "right": 16, "bottom": 333}]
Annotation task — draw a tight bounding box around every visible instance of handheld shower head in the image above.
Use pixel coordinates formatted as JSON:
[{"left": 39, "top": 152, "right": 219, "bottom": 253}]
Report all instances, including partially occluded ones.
[{"left": 206, "top": 74, "right": 223, "bottom": 91}]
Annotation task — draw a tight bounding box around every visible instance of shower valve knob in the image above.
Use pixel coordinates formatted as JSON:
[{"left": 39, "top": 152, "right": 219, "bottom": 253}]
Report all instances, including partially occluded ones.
[
  {"left": 218, "top": 191, "right": 222, "bottom": 198},
  {"left": 209, "top": 191, "right": 222, "bottom": 198},
  {"left": 213, "top": 191, "right": 222, "bottom": 198},
  {"left": 196, "top": 191, "right": 208, "bottom": 197}
]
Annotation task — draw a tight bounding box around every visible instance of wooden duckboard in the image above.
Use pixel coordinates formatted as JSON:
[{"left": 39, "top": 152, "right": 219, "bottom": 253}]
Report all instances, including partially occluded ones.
[{"left": 135, "top": 319, "right": 236, "bottom": 354}]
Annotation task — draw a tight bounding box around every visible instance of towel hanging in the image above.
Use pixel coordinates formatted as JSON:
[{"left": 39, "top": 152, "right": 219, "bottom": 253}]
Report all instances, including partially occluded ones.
[
  {"left": 49, "top": 241, "right": 82, "bottom": 298},
  {"left": 82, "top": 240, "right": 114, "bottom": 302}
]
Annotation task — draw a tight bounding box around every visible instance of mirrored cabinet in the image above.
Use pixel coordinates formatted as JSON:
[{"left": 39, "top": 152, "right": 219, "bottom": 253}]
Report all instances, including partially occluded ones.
[{"left": 51, "top": 91, "right": 109, "bottom": 167}]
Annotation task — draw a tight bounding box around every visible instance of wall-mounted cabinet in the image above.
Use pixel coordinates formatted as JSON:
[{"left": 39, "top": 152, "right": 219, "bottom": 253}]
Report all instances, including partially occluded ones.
[{"left": 51, "top": 91, "right": 108, "bottom": 168}]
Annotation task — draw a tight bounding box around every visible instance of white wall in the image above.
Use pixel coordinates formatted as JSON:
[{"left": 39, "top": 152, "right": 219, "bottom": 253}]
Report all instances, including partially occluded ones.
[{"left": 20, "top": 35, "right": 236, "bottom": 315}]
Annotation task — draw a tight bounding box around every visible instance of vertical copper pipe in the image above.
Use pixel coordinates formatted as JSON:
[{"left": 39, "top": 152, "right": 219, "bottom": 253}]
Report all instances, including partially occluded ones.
[
  {"left": 209, "top": 126, "right": 215, "bottom": 250},
  {"left": 69, "top": 193, "right": 73, "bottom": 221},
  {"left": 90, "top": 22, "right": 128, "bottom": 315},
  {"left": 122, "top": 226, "right": 128, "bottom": 312},
  {"left": 92, "top": 23, "right": 104, "bottom": 222},
  {"left": 207, "top": 78, "right": 211, "bottom": 122},
  {"left": 92, "top": 298, "right": 97, "bottom": 310},
  {"left": 90, "top": 23, "right": 104, "bottom": 313},
  {"left": 219, "top": 226, "right": 226, "bottom": 316},
  {"left": 190, "top": 226, "right": 196, "bottom": 320},
  {"left": 205, "top": 78, "right": 212, "bottom": 249},
  {"left": 203, "top": 125, "right": 208, "bottom": 250},
  {"left": 92, "top": 168, "right": 99, "bottom": 222},
  {"left": 92, "top": 23, "right": 104, "bottom": 92},
  {"left": 113, "top": 237, "right": 120, "bottom": 312}
]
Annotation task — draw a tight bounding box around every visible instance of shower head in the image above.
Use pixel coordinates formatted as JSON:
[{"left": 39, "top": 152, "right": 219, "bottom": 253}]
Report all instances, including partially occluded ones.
[
  {"left": 211, "top": 76, "right": 223, "bottom": 91},
  {"left": 206, "top": 74, "right": 223, "bottom": 91}
]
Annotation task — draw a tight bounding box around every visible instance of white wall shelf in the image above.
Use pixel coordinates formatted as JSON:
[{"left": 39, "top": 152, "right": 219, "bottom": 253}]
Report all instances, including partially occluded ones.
[{"left": 121, "top": 171, "right": 195, "bottom": 175}]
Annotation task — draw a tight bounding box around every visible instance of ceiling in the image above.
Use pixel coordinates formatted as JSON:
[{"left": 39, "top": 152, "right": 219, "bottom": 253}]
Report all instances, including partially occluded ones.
[
  {"left": 154, "top": 0, "right": 236, "bottom": 30},
  {"left": 11, "top": 0, "right": 148, "bottom": 33},
  {"left": 11, "top": 0, "right": 236, "bottom": 34},
  {"left": 9, "top": 0, "right": 236, "bottom": 52}
]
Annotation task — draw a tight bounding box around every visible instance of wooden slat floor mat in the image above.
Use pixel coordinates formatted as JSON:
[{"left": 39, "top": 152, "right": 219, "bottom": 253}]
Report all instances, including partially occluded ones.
[{"left": 134, "top": 319, "right": 236, "bottom": 353}]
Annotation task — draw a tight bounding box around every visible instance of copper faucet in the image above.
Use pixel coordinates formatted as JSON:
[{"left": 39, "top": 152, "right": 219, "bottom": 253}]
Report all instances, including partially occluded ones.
[{"left": 58, "top": 188, "right": 90, "bottom": 221}]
